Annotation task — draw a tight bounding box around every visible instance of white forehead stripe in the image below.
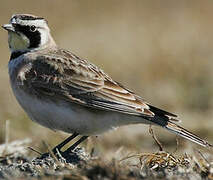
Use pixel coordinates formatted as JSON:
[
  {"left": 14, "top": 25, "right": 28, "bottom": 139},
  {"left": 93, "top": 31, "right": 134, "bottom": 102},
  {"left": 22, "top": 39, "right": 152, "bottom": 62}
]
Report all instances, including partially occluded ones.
[{"left": 10, "top": 14, "right": 48, "bottom": 29}]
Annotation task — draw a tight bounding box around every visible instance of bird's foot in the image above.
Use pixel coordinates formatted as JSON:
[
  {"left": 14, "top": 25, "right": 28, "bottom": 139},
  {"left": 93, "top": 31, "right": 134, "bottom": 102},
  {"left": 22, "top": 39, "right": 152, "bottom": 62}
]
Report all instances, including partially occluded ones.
[{"left": 33, "top": 147, "right": 87, "bottom": 164}]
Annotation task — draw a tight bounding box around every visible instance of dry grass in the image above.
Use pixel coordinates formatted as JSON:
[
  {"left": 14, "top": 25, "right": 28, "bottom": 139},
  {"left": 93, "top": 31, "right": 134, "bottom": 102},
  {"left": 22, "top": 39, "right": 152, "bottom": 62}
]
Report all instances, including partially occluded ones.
[{"left": 0, "top": 130, "right": 212, "bottom": 180}]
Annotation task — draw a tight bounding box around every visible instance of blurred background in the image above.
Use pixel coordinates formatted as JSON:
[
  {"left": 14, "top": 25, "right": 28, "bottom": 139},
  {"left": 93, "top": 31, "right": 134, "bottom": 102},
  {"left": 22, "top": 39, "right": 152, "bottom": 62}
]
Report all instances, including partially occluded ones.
[{"left": 0, "top": 0, "right": 213, "bottom": 157}]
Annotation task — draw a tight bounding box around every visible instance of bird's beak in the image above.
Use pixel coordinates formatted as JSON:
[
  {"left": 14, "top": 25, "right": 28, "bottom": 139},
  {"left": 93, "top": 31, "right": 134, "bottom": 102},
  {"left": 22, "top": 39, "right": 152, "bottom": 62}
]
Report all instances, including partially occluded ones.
[{"left": 2, "top": 24, "right": 15, "bottom": 32}]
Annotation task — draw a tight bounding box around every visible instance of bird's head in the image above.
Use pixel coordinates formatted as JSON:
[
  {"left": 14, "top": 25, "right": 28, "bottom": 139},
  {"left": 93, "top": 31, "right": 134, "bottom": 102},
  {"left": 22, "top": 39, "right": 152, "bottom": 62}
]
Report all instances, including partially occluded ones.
[{"left": 2, "top": 14, "right": 56, "bottom": 53}]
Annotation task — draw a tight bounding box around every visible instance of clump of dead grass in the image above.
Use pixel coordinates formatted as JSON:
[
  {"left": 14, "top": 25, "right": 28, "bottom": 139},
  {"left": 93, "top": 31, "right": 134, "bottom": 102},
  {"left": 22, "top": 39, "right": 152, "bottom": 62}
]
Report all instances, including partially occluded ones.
[{"left": 0, "top": 123, "right": 212, "bottom": 180}]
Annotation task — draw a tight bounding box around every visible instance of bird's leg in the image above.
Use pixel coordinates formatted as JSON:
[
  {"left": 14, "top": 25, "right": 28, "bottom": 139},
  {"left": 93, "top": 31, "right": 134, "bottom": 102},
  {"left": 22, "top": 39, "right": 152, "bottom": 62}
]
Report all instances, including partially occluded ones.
[
  {"left": 52, "top": 132, "right": 79, "bottom": 154},
  {"left": 39, "top": 134, "right": 88, "bottom": 160},
  {"left": 64, "top": 136, "right": 89, "bottom": 153}
]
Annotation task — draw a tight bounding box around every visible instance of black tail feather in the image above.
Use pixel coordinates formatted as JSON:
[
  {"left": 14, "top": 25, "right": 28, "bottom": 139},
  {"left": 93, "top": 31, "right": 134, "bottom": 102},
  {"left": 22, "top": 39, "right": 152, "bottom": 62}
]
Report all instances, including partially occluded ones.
[
  {"left": 146, "top": 105, "right": 212, "bottom": 148},
  {"left": 149, "top": 115, "right": 212, "bottom": 148}
]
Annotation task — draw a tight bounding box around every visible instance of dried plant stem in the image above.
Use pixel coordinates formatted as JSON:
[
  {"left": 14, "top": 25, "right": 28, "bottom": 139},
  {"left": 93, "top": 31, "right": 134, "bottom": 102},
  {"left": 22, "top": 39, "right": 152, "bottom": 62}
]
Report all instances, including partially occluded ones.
[{"left": 149, "top": 125, "right": 163, "bottom": 151}]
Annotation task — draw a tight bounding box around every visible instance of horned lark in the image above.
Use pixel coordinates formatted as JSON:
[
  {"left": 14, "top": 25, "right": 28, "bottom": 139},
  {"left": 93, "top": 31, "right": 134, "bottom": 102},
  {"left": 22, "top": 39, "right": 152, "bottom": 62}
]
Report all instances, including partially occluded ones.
[{"left": 2, "top": 14, "right": 212, "bottom": 154}]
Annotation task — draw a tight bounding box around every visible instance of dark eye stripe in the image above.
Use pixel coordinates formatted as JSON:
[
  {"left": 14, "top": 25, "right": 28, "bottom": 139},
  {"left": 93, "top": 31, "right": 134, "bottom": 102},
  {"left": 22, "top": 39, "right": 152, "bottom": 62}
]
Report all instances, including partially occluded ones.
[{"left": 14, "top": 24, "right": 41, "bottom": 49}]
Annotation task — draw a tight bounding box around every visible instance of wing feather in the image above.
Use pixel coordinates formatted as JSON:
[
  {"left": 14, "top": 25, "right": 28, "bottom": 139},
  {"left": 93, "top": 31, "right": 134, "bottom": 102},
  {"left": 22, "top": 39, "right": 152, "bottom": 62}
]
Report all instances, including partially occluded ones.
[{"left": 21, "top": 49, "right": 177, "bottom": 119}]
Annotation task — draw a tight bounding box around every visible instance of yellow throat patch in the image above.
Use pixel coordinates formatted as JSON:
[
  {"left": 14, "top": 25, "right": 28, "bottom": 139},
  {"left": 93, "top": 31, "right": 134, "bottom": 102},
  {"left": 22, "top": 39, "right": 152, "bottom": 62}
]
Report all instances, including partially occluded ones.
[{"left": 8, "top": 32, "right": 29, "bottom": 51}]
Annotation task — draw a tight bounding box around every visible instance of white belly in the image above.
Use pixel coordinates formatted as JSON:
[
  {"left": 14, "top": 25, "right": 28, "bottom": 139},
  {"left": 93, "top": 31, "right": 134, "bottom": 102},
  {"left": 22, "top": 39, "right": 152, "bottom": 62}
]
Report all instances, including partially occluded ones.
[{"left": 11, "top": 84, "right": 147, "bottom": 135}]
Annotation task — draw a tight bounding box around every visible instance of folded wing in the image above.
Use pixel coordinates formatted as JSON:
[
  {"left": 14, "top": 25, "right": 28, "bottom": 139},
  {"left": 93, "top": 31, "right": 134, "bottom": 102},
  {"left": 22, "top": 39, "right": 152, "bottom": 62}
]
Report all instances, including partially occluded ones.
[{"left": 19, "top": 49, "right": 212, "bottom": 147}]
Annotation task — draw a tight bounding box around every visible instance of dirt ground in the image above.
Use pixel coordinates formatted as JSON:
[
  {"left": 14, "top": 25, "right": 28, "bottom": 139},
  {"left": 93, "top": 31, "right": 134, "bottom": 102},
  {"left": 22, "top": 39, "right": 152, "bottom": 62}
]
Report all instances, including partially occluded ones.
[{"left": 0, "top": 132, "right": 212, "bottom": 180}]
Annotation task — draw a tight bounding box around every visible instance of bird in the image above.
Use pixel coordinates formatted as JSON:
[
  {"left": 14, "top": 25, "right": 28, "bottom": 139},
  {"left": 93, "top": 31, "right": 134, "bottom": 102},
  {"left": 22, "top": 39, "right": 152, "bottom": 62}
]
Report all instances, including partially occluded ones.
[{"left": 2, "top": 14, "right": 212, "bottom": 155}]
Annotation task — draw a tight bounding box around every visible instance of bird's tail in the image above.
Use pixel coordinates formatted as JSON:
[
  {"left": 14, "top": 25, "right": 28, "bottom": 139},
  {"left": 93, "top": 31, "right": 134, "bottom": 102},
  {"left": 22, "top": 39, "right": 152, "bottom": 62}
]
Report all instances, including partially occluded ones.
[
  {"left": 143, "top": 105, "right": 212, "bottom": 148},
  {"left": 145, "top": 105, "right": 213, "bottom": 148},
  {"left": 161, "top": 120, "right": 212, "bottom": 148}
]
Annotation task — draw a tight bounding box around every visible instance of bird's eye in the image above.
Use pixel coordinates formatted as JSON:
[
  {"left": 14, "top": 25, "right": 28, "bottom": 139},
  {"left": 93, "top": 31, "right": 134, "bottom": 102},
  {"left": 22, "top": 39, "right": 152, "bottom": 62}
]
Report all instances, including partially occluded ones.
[{"left": 30, "top": 25, "right": 36, "bottom": 32}]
